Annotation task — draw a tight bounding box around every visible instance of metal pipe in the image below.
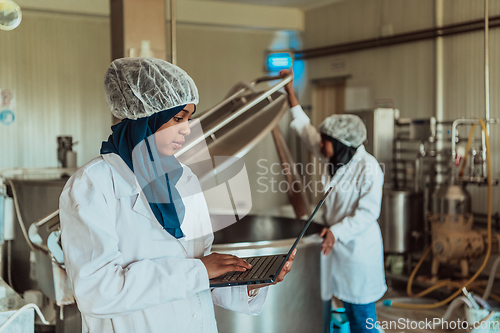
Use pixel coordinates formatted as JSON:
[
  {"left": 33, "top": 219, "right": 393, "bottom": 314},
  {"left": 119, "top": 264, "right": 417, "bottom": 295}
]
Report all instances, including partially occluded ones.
[
  {"left": 197, "top": 88, "right": 247, "bottom": 122},
  {"left": 484, "top": 0, "right": 490, "bottom": 179},
  {"left": 35, "top": 209, "right": 59, "bottom": 228},
  {"left": 482, "top": 129, "right": 487, "bottom": 178},
  {"left": 435, "top": 0, "right": 444, "bottom": 123},
  {"left": 170, "top": 0, "right": 177, "bottom": 65},
  {"left": 451, "top": 119, "right": 497, "bottom": 179},
  {"left": 485, "top": 0, "right": 490, "bottom": 123},
  {"left": 414, "top": 156, "right": 421, "bottom": 193},
  {"left": 294, "top": 15, "right": 500, "bottom": 60}
]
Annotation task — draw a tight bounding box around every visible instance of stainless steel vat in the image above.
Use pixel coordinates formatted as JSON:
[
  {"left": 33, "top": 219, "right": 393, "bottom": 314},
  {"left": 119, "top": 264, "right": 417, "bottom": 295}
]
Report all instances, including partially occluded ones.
[
  {"left": 379, "top": 189, "right": 424, "bottom": 253},
  {"left": 431, "top": 184, "right": 471, "bottom": 215},
  {"left": 212, "top": 215, "right": 323, "bottom": 333}
]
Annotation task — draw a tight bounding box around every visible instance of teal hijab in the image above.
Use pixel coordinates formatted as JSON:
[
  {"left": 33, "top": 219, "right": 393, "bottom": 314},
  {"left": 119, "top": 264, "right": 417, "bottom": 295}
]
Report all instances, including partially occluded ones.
[{"left": 100, "top": 105, "right": 187, "bottom": 238}]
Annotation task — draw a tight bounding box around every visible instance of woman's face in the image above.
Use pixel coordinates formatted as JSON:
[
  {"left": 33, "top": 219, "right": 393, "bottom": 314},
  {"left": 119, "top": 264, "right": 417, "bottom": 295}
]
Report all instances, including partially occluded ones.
[
  {"left": 154, "top": 104, "right": 195, "bottom": 156},
  {"left": 319, "top": 136, "right": 334, "bottom": 158}
]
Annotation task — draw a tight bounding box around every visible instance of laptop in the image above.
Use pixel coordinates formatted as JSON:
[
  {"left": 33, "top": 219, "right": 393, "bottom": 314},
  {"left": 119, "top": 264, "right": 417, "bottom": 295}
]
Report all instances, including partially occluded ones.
[{"left": 210, "top": 187, "right": 332, "bottom": 288}]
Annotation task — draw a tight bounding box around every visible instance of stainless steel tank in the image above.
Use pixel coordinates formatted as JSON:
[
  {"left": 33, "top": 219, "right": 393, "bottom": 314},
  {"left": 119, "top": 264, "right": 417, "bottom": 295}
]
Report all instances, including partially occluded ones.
[
  {"left": 431, "top": 184, "right": 471, "bottom": 215},
  {"left": 212, "top": 215, "right": 323, "bottom": 333},
  {"left": 379, "top": 189, "right": 424, "bottom": 253}
]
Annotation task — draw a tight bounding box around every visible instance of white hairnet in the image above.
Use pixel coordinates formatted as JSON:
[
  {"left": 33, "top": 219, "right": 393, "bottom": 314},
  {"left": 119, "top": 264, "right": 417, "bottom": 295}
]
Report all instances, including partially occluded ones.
[
  {"left": 104, "top": 57, "right": 199, "bottom": 120},
  {"left": 319, "top": 114, "right": 367, "bottom": 148}
]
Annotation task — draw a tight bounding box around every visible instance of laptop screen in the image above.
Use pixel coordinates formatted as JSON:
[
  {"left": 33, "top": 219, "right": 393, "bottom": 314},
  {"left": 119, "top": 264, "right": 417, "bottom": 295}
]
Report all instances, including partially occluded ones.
[{"left": 284, "top": 187, "right": 332, "bottom": 259}]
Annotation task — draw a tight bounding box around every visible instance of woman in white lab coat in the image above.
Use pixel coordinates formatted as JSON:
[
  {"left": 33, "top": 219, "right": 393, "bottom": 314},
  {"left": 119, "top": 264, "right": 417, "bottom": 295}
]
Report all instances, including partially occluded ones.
[
  {"left": 280, "top": 70, "right": 386, "bottom": 333},
  {"left": 59, "top": 58, "right": 296, "bottom": 333}
]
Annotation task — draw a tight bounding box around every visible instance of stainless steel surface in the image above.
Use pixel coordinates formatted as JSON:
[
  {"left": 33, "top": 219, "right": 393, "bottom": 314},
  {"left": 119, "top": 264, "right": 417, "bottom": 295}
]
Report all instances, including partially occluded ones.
[
  {"left": 379, "top": 189, "right": 424, "bottom": 253},
  {"left": 431, "top": 184, "right": 471, "bottom": 216},
  {"left": 348, "top": 109, "right": 395, "bottom": 186},
  {"left": 212, "top": 215, "right": 323, "bottom": 333}
]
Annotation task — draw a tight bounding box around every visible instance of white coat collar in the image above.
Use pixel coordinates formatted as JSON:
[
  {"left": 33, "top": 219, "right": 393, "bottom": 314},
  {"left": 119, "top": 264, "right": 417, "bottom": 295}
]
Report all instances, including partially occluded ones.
[
  {"left": 100, "top": 153, "right": 159, "bottom": 225},
  {"left": 101, "top": 153, "right": 141, "bottom": 199},
  {"left": 351, "top": 144, "right": 366, "bottom": 163},
  {"left": 335, "top": 144, "right": 366, "bottom": 170}
]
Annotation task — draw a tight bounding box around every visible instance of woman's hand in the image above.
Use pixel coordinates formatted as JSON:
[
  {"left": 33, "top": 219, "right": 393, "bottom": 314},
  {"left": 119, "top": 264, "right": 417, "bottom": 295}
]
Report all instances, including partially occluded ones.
[
  {"left": 201, "top": 253, "right": 252, "bottom": 279},
  {"left": 279, "top": 69, "right": 294, "bottom": 93},
  {"left": 247, "top": 249, "right": 297, "bottom": 292},
  {"left": 320, "top": 228, "right": 335, "bottom": 255},
  {"left": 279, "top": 69, "right": 299, "bottom": 108}
]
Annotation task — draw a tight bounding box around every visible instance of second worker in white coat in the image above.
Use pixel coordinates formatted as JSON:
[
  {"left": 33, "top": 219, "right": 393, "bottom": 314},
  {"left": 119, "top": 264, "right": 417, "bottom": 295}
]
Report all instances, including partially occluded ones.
[{"left": 280, "top": 69, "right": 386, "bottom": 333}]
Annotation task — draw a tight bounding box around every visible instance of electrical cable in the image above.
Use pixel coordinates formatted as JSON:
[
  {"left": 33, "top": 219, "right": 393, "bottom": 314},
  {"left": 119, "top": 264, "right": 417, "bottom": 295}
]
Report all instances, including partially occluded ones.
[
  {"left": 482, "top": 255, "right": 500, "bottom": 300},
  {"left": 442, "top": 296, "right": 473, "bottom": 321},
  {"left": 5, "top": 179, "right": 35, "bottom": 252}
]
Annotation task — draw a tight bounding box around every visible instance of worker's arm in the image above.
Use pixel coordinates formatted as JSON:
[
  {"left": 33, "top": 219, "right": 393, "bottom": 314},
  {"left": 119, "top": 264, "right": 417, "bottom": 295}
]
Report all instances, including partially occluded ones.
[
  {"left": 60, "top": 170, "right": 210, "bottom": 318},
  {"left": 329, "top": 164, "right": 384, "bottom": 244},
  {"left": 280, "top": 69, "right": 323, "bottom": 159},
  {"left": 282, "top": 71, "right": 299, "bottom": 108}
]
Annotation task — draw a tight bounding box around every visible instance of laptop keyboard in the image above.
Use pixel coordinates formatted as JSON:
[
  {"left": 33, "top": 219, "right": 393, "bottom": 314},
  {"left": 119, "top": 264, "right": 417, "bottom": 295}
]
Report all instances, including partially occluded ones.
[{"left": 221, "top": 255, "right": 282, "bottom": 282}]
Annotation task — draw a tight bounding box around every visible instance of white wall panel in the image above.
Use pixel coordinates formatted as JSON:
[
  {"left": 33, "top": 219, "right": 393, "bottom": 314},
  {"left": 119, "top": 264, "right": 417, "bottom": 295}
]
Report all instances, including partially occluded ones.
[
  {"left": 305, "top": 41, "right": 435, "bottom": 118},
  {"left": 304, "top": 0, "right": 434, "bottom": 49},
  {"left": 442, "top": 0, "right": 500, "bottom": 25},
  {"left": 0, "top": 12, "right": 111, "bottom": 170}
]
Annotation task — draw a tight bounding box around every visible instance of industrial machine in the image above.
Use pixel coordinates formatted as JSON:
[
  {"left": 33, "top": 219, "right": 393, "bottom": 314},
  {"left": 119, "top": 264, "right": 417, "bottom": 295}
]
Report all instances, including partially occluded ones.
[
  {"left": 374, "top": 113, "right": 500, "bottom": 299},
  {"left": 56, "top": 136, "right": 77, "bottom": 169},
  {"left": 0, "top": 171, "right": 73, "bottom": 332}
]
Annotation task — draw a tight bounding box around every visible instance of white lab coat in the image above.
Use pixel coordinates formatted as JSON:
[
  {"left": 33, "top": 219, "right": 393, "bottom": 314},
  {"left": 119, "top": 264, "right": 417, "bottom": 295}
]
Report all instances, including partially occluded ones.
[
  {"left": 59, "top": 153, "right": 268, "bottom": 333},
  {"left": 290, "top": 105, "right": 386, "bottom": 304}
]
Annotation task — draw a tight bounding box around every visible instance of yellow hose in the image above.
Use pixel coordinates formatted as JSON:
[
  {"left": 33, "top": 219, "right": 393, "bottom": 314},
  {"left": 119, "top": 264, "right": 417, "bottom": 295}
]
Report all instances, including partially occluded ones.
[{"left": 389, "top": 119, "right": 492, "bottom": 309}]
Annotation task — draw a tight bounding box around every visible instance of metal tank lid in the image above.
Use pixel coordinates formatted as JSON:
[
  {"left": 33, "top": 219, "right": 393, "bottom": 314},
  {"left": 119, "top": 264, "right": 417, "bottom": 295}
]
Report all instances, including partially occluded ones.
[{"left": 174, "top": 75, "right": 292, "bottom": 182}]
